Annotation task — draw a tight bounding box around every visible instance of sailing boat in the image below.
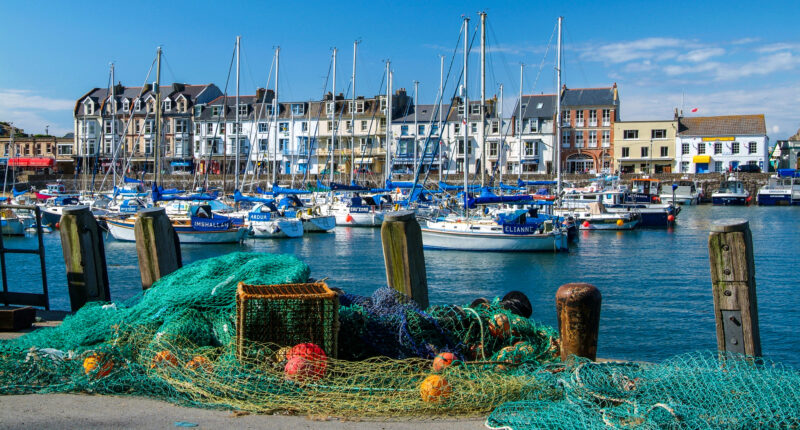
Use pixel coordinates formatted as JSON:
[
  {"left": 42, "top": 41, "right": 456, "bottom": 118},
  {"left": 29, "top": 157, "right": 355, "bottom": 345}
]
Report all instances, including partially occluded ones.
[{"left": 420, "top": 14, "right": 568, "bottom": 252}]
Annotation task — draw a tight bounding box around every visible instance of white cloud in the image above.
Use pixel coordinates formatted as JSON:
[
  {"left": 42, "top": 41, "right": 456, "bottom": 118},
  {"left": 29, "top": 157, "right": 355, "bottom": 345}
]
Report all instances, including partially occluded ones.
[
  {"left": 0, "top": 89, "right": 74, "bottom": 136},
  {"left": 714, "top": 51, "right": 800, "bottom": 81},
  {"left": 756, "top": 42, "right": 800, "bottom": 53},
  {"left": 681, "top": 47, "right": 725, "bottom": 63},
  {"left": 579, "top": 37, "right": 693, "bottom": 64},
  {"left": 731, "top": 37, "right": 759, "bottom": 45},
  {"left": 772, "top": 125, "right": 781, "bottom": 134}
]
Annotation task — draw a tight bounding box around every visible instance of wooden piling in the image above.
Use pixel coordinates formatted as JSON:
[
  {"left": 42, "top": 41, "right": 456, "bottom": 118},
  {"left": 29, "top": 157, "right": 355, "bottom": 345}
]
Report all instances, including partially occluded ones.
[
  {"left": 59, "top": 206, "right": 110, "bottom": 311},
  {"left": 134, "top": 207, "right": 182, "bottom": 290},
  {"left": 708, "top": 218, "right": 761, "bottom": 356},
  {"left": 380, "top": 210, "right": 429, "bottom": 308},
  {"left": 555, "top": 283, "right": 601, "bottom": 361}
]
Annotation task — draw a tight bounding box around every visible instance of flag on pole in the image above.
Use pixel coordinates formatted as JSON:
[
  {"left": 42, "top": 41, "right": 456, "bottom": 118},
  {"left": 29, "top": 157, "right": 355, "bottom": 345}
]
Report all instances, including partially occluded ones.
[{"left": 691, "top": 108, "right": 698, "bottom": 113}]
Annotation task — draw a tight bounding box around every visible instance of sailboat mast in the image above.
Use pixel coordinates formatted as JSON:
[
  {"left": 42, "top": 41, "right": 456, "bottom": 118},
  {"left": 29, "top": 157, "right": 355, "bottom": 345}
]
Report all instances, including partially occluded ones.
[
  {"left": 463, "top": 16, "right": 469, "bottom": 207},
  {"left": 110, "top": 63, "right": 117, "bottom": 189},
  {"left": 385, "top": 60, "right": 392, "bottom": 184},
  {"left": 330, "top": 48, "right": 336, "bottom": 188},
  {"left": 499, "top": 83, "right": 503, "bottom": 192},
  {"left": 480, "top": 11, "right": 486, "bottom": 188},
  {"left": 154, "top": 47, "right": 162, "bottom": 187},
  {"left": 351, "top": 41, "right": 357, "bottom": 184},
  {"left": 413, "top": 80, "right": 418, "bottom": 174},
  {"left": 518, "top": 63, "right": 523, "bottom": 181},
  {"left": 556, "top": 16, "right": 563, "bottom": 198},
  {"left": 235, "top": 36, "right": 240, "bottom": 191},
  {"left": 438, "top": 55, "right": 444, "bottom": 183},
  {"left": 273, "top": 46, "right": 280, "bottom": 185}
]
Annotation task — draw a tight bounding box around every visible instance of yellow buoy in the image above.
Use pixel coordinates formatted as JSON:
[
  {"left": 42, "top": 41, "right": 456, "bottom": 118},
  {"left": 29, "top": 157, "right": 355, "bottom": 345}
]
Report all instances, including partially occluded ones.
[{"left": 616, "top": 219, "right": 624, "bottom": 226}]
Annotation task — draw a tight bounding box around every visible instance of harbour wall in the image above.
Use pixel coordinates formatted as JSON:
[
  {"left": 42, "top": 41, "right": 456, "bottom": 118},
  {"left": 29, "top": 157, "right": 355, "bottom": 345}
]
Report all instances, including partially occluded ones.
[{"left": 17, "top": 172, "right": 773, "bottom": 197}]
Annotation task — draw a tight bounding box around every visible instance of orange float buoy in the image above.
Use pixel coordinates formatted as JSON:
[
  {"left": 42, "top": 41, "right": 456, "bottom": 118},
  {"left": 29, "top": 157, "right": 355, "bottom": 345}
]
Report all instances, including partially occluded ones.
[
  {"left": 432, "top": 352, "right": 456, "bottom": 372},
  {"left": 186, "top": 355, "right": 212, "bottom": 372},
  {"left": 55, "top": 222, "right": 60, "bottom": 229},
  {"left": 151, "top": 350, "right": 179, "bottom": 368},
  {"left": 284, "top": 343, "right": 328, "bottom": 381},
  {"left": 488, "top": 313, "right": 511, "bottom": 339},
  {"left": 83, "top": 354, "right": 113, "bottom": 377},
  {"left": 667, "top": 214, "right": 675, "bottom": 222},
  {"left": 420, "top": 374, "right": 452, "bottom": 403},
  {"left": 582, "top": 221, "right": 590, "bottom": 228}
]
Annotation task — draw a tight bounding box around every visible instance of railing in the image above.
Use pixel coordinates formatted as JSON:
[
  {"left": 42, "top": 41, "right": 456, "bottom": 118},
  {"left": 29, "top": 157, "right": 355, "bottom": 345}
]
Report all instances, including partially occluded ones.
[{"left": 0, "top": 205, "right": 49, "bottom": 310}]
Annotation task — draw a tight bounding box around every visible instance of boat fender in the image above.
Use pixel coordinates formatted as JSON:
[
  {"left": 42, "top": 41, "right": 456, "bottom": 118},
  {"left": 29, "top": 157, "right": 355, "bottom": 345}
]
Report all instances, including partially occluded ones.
[
  {"left": 314, "top": 206, "right": 322, "bottom": 216},
  {"left": 393, "top": 204, "right": 399, "bottom": 211},
  {"left": 295, "top": 211, "right": 303, "bottom": 219}
]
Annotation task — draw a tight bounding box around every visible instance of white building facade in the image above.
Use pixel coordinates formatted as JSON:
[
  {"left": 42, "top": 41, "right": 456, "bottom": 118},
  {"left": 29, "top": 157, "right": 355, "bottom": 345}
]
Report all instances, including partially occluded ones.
[{"left": 675, "top": 115, "right": 769, "bottom": 174}]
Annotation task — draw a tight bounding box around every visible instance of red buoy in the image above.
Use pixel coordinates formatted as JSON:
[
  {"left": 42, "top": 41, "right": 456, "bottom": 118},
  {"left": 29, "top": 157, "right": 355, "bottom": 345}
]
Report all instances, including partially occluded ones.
[
  {"left": 55, "top": 222, "right": 60, "bottom": 229},
  {"left": 582, "top": 221, "right": 590, "bottom": 228},
  {"left": 667, "top": 214, "right": 675, "bottom": 222}
]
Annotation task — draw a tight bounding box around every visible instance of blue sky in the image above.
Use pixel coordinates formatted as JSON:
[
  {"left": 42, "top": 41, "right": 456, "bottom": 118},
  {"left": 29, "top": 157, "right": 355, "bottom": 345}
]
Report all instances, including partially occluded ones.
[{"left": 1, "top": 0, "right": 799, "bottom": 139}]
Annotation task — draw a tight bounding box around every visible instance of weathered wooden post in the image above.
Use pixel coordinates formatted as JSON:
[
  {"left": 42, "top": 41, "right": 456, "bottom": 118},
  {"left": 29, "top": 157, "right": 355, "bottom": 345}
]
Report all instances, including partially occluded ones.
[
  {"left": 134, "top": 207, "right": 182, "bottom": 290},
  {"left": 380, "top": 210, "right": 429, "bottom": 308},
  {"left": 59, "top": 206, "right": 110, "bottom": 311},
  {"left": 708, "top": 218, "right": 761, "bottom": 356},
  {"left": 555, "top": 283, "right": 601, "bottom": 361}
]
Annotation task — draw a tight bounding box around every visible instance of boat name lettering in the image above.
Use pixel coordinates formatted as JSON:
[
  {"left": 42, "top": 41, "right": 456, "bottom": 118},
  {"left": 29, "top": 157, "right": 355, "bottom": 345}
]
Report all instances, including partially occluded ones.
[
  {"left": 350, "top": 206, "right": 372, "bottom": 213},
  {"left": 248, "top": 213, "right": 272, "bottom": 221},
  {"left": 502, "top": 224, "right": 538, "bottom": 235}
]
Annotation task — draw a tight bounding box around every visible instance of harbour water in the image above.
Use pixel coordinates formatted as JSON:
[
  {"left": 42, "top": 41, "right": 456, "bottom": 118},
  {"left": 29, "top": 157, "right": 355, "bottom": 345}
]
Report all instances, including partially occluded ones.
[{"left": 3, "top": 205, "right": 799, "bottom": 367}]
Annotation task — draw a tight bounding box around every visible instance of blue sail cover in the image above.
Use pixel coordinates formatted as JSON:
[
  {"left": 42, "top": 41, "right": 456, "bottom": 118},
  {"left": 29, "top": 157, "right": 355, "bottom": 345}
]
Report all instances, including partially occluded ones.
[
  {"left": 438, "top": 181, "right": 480, "bottom": 191},
  {"left": 11, "top": 188, "right": 27, "bottom": 197},
  {"left": 123, "top": 176, "right": 143, "bottom": 184},
  {"left": 190, "top": 214, "right": 233, "bottom": 231},
  {"left": 497, "top": 182, "right": 525, "bottom": 191},
  {"left": 233, "top": 190, "right": 275, "bottom": 204},
  {"left": 152, "top": 184, "right": 217, "bottom": 202},
  {"left": 159, "top": 187, "right": 184, "bottom": 195},
  {"left": 517, "top": 179, "right": 557, "bottom": 187},
  {"left": 278, "top": 195, "right": 304, "bottom": 209},
  {"left": 315, "top": 180, "right": 331, "bottom": 191},
  {"left": 386, "top": 180, "right": 415, "bottom": 189},
  {"left": 271, "top": 183, "right": 311, "bottom": 195},
  {"left": 330, "top": 181, "right": 369, "bottom": 191},
  {"left": 778, "top": 169, "right": 799, "bottom": 178},
  {"left": 467, "top": 194, "right": 536, "bottom": 208}
]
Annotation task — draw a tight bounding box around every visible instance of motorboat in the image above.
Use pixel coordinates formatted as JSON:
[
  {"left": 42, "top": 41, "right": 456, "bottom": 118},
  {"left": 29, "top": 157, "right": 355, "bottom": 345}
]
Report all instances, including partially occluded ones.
[
  {"left": 34, "top": 181, "right": 79, "bottom": 201},
  {"left": 712, "top": 176, "right": 750, "bottom": 205},
  {"left": 325, "top": 194, "right": 388, "bottom": 227},
  {"left": 557, "top": 202, "right": 640, "bottom": 230},
  {"left": 756, "top": 169, "right": 800, "bottom": 206},
  {"left": 105, "top": 210, "right": 248, "bottom": 244},
  {"left": 421, "top": 212, "right": 568, "bottom": 252},
  {"left": 660, "top": 179, "right": 700, "bottom": 205},
  {"left": 0, "top": 209, "right": 24, "bottom": 235},
  {"left": 247, "top": 202, "right": 304, "bottom": 238}
]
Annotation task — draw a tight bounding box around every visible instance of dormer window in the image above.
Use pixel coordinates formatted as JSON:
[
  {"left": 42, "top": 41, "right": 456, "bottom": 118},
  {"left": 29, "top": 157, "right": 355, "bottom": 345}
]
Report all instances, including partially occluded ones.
[
  {"left": 84, "top": 100, "right": 94, "bottom": 115},
  {"left": 291, "top": 103, "right": 304, "bottom": 115},
  {"left": 238, "top": 104, "right": 248, "bottom": 116},
  {"left": 469, "top": 104, "right": 480, "bottom": 115},
  {"left": 212, "top": 106, "right": 221, "bottom": 116},
  {"left": 123, "top": 99, "right": 130, "bottom": 112},
  {"left": 457, "top": 104, "right": 464, "bottom": 115},
  {"left": 147, "top": 100, "right": 155, "bottom": 113},
  {"left": 163, "top": 99, "right": 172, "bottom": 111},
  {"left": 326, "top": 102, "right": 335, "bottom": 116},
  {"left": 348, "top": 101, "right": 365, "bottom": 113},
  {"left": 134, "top": 99, "right": 142, "bottom": 111},
  {"left": 379, "top": 97, "right": 387, "bottom": 113}
]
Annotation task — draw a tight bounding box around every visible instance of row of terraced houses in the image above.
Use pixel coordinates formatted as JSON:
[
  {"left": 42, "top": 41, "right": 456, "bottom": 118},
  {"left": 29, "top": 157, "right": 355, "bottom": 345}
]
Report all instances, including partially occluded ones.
[{"left": 61, "top": 81, "right": 770, "bottom": 177}]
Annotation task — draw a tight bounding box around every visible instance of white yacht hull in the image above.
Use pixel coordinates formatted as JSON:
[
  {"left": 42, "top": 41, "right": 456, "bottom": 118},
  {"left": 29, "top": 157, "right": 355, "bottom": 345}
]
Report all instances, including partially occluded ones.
[
  {"left": 421, "top": 226, "right": 567, "bottom": 252},
  {"left": 334, "top": 210, "right": 384, "bottom": 227},
  {"left": 250, "top": 219, "right": 304, "bottom": 238},
  {"left": 106, "top": 219, "right": 248, "bottom": 243},
  {"left": 302, "top": 215, "right": 336, "bottom": 232}
]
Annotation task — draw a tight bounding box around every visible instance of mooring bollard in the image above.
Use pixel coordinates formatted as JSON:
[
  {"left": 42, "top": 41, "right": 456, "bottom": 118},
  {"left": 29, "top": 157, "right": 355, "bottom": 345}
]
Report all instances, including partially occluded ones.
[
  {"left": 134, "top": 207, "right": 182, "bottom": 290},
  {"left": 555, "top": 283, "right": 601, "bottom": 361},
  {"left": 59, "top": 206, "right": 110, "bottom": 311},
  {"left": 380, "top": 210, "right": 429, "bottom": 309},
  {"left": 708, "top": 218, "right": 761, "bottom": 356}
]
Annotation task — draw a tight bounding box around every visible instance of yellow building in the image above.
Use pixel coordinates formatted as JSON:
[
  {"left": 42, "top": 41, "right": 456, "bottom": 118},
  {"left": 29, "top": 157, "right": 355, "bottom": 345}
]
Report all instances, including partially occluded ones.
[{"left": 613, "top": 119, "right": 677, "bottom": 174}]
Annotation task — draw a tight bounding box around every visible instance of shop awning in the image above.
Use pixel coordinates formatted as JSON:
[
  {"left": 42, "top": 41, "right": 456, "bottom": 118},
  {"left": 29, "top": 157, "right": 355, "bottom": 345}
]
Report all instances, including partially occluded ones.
[
  {"left": 170, "top": 161, "right": 192, "bottom": 167},
  {"left": 8, "top": 157, "right": 54, "bottom": 167},
  {"left": 693, "top": 155, "right": 710, "bottom": 163}
]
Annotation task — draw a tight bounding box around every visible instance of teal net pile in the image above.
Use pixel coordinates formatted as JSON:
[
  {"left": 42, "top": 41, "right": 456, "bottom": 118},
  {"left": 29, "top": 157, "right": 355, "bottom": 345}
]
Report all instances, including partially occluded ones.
[
  {"left": 0, "top": 252, "right": 560, "bottom": 417},
  {"left": 486, "top": 351, "right": 800, "bottom": 429}
]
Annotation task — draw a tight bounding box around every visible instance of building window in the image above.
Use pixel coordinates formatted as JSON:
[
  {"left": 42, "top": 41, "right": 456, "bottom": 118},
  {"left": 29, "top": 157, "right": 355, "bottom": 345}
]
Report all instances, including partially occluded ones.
[
  {"left": 431, "top": 124, "right": 439, "bottom": 134},
  {"left": 622, "top": 147, "right": 630, "bottom": 158},
  {"left": 575, "top": 131, "right": 584, "bottom": 147},
  {"left": 205, "top": 123, "right": 213, "bottom": 135},
  {"left": 229, "top": 123, "right": 241, "bottom": 134},
  {"left": 326, "top": 102, "right": 334, "bottom": 116},
  {"left": 326, "top": 122, "right": 332, "bottom": 132},
  {"left": 164, "top": 99, "right": 172, "bottom": 111},
  {"left": 258, "top": 138, "right": 268, "bottom": 152},
  {"left": 470, "top": 122, "right": 478, "bottom": 133},
  {"left": 641, "top": 147, "right": 649, "bottom": 157},
  {"left": 301, "top": 122, "right": 308, "bottom": 132},
  {"left": 651, "top": 129, "right": 667, "bottom": 139},
  {"left": 291, "top": 103, "right": 305, "bottom": 115},
  {"left": 714, "top": 142, "right": 722, "bottom": 154},
  {"left": 490, "top": 121, "right": 499, "bottom": 134},
  {"left": 122, "top": 100, "right": 130, "bottom": 112},
  {"left": 345, "top": 120, "right": 352, "bottom": 132},
  {"left": 418, "top": 124, "right": 425, "bottom": 135},
  {"left": 623, "top": 130, "right": 638, "bottom": 139},
  {"left": 680, "top": 161, "right": 689, "bottom": 172},
  {"left": 748, "top": 141, "right": 757, "bottom": 154},
  {"left": 681, "top": 143, "right": 689, "bottom": 155},
  {"left": 134, "top": 99, "right": 142, "bottom": 111},
  {"left": 660, "top": 146, "right": 669, "bottom": 157},
  {"left": 279, "top": 122, "right": 289, "bottom": 133},
  {"left": 731, "top": 142, "right": 740, "bottom": 154},
  {"left": 144, "top": 120, "right": 153, "bottom": 134},
  {"left": 602, "top": 130, "right": 610, "bottom": 147},
  {"left": 469, "top": 104, "right": 480, "bottom": 115},
  {"left": 748, "top": 160, "right": 758, "bottom": 166},
  {"left": 589, "top": 110, "right": 597, "bottom": 126},
  {"left": 379, "top": 118, "right": 386, "bottom": 129},
  {"left": 401, "top": 125, "right": 409, "bottom": 136},
  {"left": 698, "top": 144, "right": 705, "bottom": 154},
  {"left": 575, "top": 110, "right": 584, "bottom": 127},
  {"left": 489, "top": 141, "right": 498, "bottom": 157},
  {"left": 57, "top": 144, "right": 72, "bottom": 155},
  {"left": 588, "top": 131, "right": 597, "bottom": 147},
  {"left": 562, "top": 111, "right": 570, "bottom": 126},
  {"left": 258, "top": 122, "right": 268, "bottom": 133},
  {"left": 360, "top": 121, "right": 367, "bottom": 131},
  {"left": 176, "top": 120, "right": 186, "bottom": 133},
  {"left": 524, "top": 141, "right": 536, "bottom": 157},
  {"left": 714, "top": 161, "right": 723, "bottom": 171},
  {"left": 279, "top": 138, "right": 288, "bottom": 152},
  {"left": 104, "top": 120, "right": 113, "bottom": 134},
  {"left": 379, "top": 98, "right": 387, "bottom": 113},
  {"left": 454, "top": 123, "right": 461, "bottom": 134},
  {"left": 457, "top": 104, "right": 465, "bottom": 115},
  {"left": 238, "top": 104, "right": 248, "bottom": 115},
  {"left": 602, "top": 109, "right": 611, "bottom": 126},
  {"left": 562, "top": 130, "right": 570, "bottom": 147},
  {"left": 212, "top": 106, "right": 220, "bottom": 116}
]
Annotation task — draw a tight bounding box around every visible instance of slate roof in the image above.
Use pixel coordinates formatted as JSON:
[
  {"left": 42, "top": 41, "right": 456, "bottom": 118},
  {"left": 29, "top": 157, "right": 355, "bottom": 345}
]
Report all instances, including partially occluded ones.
[
  {"left": 75, "top": 84, "right": 221, "bottom": 116},
  {"left": 392, "top": 104, "right": 451, "bottom": 124},
  {"left": 511, "top": 94, "right": 556, "bottom": 119},
  {"left": 678, "top": 115, "right": 767, "bottom": 137},
  {"left": 511, "top": 87, "right": 618, "bottom": 120}
]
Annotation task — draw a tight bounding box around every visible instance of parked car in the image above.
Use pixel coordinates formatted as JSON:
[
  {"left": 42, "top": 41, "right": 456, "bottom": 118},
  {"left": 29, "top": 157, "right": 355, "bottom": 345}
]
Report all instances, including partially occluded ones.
[{"left": 735, "top": 164, "right": 761, "bottom": 173}]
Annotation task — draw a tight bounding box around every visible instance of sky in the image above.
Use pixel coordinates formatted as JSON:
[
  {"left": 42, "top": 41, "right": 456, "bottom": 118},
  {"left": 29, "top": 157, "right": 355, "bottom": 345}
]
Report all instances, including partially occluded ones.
[{"left": 1, "top": 0, "right": 799, "bottom": 140}]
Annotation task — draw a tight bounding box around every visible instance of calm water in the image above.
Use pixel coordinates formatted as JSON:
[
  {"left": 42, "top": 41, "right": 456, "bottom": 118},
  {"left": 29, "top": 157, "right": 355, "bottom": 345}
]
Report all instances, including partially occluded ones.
[{"left": 3, "top": 205, "right": 799, "bottom": 367}]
